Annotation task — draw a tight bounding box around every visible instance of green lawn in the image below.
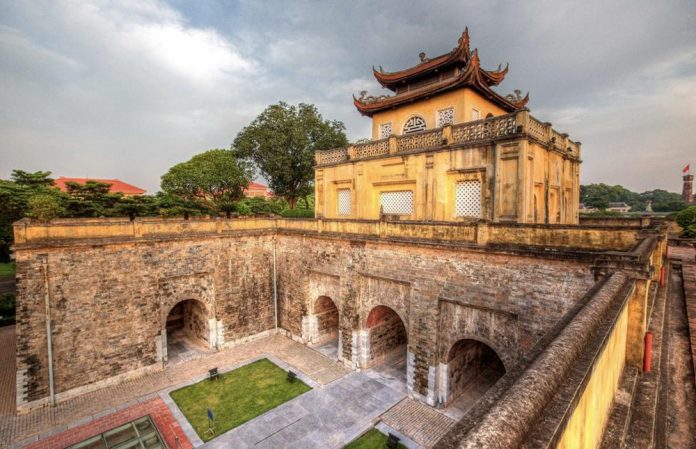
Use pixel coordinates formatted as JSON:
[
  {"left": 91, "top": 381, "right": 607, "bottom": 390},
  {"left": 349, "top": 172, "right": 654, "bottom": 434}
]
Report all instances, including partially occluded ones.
[
  {"left": 344, "top": 429, "right": 408, "bottom": 449},
  {"left": 169, "top": 358, "right": 311, "bottom": 441},
  {"left": 0, "top": 262, "right": 14, "bottom": 277}
]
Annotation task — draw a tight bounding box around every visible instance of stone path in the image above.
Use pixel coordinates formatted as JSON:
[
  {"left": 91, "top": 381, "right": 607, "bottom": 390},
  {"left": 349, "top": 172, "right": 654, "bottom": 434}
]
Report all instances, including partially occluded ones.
[
  {"left": 1, "top": 333, "right": 349, "bottom": 448},
  {"left": 198, "top": 371, "right": 405, "bottom": 449},
  {"left": 380, "top": 398, "right": 455, "bottom": 449}
]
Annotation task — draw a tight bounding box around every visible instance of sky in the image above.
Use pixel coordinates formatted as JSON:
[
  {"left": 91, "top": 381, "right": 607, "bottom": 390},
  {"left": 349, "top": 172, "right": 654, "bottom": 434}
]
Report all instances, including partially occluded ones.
[{"left": 0, "top": 0, "right": 695, "bottom": 194}]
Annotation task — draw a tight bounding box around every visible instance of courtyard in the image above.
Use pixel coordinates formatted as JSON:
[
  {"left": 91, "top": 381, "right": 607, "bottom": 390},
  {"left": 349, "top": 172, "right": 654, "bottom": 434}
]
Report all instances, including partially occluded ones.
[{"left": 0, "top": 320, "right": 506, "bottom": 449}]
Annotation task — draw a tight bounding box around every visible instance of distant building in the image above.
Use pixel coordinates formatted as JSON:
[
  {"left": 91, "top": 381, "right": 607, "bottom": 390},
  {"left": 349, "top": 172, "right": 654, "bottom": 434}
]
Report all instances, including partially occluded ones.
[
  {"left": 682, "top": 173, "right": 693, "bottom": 204},
  {"left": 244, "top": 181, "right": 272, "bottom": 198},
  {"left": 54, "top": 177, "right": 146, "bottom": 196},
  {"left": 607, "top": 202, "right": 631, "bottom": 213},
  {"left": 579, "top": 203, "right": 597, "bottom": 213}
]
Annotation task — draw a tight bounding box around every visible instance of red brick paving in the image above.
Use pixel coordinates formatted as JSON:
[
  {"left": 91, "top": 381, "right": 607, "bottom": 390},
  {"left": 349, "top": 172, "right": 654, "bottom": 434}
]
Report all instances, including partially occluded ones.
[{"left": 22, "top": 397, "right": 192, "bottom": 449}]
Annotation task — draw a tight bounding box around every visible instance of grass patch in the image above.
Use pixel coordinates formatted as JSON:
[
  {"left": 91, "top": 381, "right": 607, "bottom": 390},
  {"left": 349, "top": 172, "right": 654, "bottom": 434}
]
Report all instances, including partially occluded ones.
[
  {"left": 344, "top": 429, "right": 408, "bottom": 449},
  {"left": 0, "top": 294, "right": 15, "bottom": 326},
  {"left": 0, "top": 262, "right": 14, "bottom": 277},
  {"left": 170, "top": 358, "right": 311, "bottom": 441}
]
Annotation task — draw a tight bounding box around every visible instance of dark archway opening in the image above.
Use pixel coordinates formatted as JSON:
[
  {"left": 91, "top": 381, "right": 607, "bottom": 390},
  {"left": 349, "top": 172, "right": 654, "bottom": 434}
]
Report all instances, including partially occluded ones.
[
  {"left": 365, "top": 305, "right": 408, "bottom": 390},
  {"left": 165, "top": 299, "right": 210, "bottom": 364},
  {"left": 312, "top": 296, "right": 340, "bottom": 359},
  {"left": 443, "top": 339, "right": 505, "bottom": 415}
]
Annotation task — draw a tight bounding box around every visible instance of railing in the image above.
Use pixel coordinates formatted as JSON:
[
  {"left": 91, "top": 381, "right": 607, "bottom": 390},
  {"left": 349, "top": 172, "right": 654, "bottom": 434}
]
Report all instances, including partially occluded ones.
[
  {"left": 451, "top": 114, "right": 517, "bottom": 144},
  {"left": 315, "top": 147, "right": 348, "bottom": 165},
  {"left": 314, "top": 111, "right": 581, "bottom": 166},
  {"left": 354, "top": 138, "right": 389, "bottom": 158},
  {"left": 396, "top": 128, "right": 443, "bottom": 152}
]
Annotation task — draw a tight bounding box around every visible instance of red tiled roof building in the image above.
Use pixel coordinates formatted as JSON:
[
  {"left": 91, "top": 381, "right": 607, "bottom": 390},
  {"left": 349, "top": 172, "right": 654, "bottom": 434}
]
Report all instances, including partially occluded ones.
[{"left": 54, "top": 177, "right": 146, "bottom": 196}]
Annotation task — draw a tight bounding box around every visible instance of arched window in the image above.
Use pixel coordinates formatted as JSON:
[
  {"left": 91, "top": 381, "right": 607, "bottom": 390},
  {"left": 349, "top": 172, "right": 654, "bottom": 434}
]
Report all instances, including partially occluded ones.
[{"left": 402, "top": 116, "right": 426, "bottom": 134}]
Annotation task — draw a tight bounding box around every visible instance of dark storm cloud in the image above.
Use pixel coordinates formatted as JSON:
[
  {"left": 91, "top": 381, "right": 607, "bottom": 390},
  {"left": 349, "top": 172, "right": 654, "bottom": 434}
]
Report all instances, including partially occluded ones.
[{"left": 1, "top": 0, "right": 694, "bottom": 192}]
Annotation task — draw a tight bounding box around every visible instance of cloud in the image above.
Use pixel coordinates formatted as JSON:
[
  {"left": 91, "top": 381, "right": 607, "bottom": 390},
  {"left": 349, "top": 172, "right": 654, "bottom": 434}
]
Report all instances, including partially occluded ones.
[{"left": 0, "top": 0, "right": 695, "bottom": 193}]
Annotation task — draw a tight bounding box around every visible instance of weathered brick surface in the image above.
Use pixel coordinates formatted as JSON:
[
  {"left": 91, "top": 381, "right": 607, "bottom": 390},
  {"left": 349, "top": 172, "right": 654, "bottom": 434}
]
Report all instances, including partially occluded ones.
[
  {"left": 276, "top": 234, "right": 595, "bottom": 397},
  {"left": 14, "top": 230, "right": 595, "bottom": 408},
  {"left": 15, "top": 234, "right": 275, "bottom": 403}
]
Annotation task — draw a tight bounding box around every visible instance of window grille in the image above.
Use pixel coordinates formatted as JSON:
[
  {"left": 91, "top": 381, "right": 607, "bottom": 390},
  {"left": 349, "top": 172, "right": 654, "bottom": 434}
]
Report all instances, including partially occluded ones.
[
  {"left": 380, "top": 191, "right": 414, "bottom": 215},
  {"left": 437, "top": 107, "right": 454, "bottom": 127},
  {"left": 337, "top": 189, "right": 351, "bottom": 215},
  {"left": 471, "top": 108, "right": 480, "bottom": 121},
  {"left": 379, "top": 122, "right": 393, "bottom": 139},
  {"left": 455, "top": 180, "right": 482, "bottom": 218},
  {"left": 402, "top": 116, "right": 426, "bottom": 134}
]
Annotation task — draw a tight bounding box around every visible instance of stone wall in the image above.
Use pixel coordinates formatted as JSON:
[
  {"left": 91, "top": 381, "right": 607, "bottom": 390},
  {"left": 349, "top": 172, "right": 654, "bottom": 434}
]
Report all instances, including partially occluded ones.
[
  {"left": 275, "top": 233, "right": 595, "bottom": 403},
  {"left": 14, "top": 233, "right": 275, "bottom": 406}
]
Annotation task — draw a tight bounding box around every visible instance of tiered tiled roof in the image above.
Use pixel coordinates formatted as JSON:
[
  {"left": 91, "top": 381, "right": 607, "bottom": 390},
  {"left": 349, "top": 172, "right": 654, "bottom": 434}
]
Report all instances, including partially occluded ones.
[{"left": 354, "top": 28, "right": 529, "bottom": 116}]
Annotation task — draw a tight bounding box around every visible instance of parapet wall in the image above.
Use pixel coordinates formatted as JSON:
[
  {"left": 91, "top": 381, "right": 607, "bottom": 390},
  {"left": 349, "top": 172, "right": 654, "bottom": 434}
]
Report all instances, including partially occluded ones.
[{"left": 13, "top": 216, "right": 644, "bottom": 252}]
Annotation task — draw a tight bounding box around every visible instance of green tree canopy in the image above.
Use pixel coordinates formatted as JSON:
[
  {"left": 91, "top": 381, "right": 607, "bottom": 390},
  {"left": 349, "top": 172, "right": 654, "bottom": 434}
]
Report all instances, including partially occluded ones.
[
  {"left": 232, "top": 102, "right": 347, "bottom": 208},
  {"left": 580, "top": 183, "right": 686, "bottom": 212},
  {"left": 675, "top": 206, "right": 696, "bottom": 237},
  {"left": 161, "top": 149, "right": 252, "bottom": 210}
]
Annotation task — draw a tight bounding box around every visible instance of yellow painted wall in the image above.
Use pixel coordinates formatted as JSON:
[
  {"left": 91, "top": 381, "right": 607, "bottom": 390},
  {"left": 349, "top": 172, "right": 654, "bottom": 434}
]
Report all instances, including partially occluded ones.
[
  {"left": 370, "top": 87, "right": 508, "bottom": 139},
  {"left": 316, "top": 137, "right": 580, "bottom": 224},
  {"left": 556, "top": 298, "right": 629, "bottom": 449}
]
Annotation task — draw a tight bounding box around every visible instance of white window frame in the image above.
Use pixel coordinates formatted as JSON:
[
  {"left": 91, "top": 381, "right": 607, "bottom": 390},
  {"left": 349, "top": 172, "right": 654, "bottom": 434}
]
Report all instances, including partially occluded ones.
[
  {"left": 379, "top": 122, "right": 393, "bottom": 139},
  {"left": 436, "top": 107, "right": 455, "bottom": 128},
  {"left": 402, "top": 116, "right": 427, "bottom": 135},
  {"left": 455, "top": 180, "right": 482, "bottom": 218},
  {"left": 380, "top": 190, "right": 414, "bottom": 215},
  {"left": 337, "top": 188, "right": 351, "bottom": 216}
]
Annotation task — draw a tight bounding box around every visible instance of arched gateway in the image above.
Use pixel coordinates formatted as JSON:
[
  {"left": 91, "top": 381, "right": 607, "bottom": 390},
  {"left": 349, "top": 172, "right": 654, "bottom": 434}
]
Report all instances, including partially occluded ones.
[
  {"left": 438, "top": 338, "right": 505, "bottom": 408},
  {"left": 163, "top": 298, "right": 215, "bottom": 364}
]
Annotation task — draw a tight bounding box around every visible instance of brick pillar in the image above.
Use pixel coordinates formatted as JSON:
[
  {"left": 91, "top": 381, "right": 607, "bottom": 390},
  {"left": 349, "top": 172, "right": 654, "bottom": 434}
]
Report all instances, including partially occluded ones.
[{"left": 682, "top": 174, "right": 693, "bottom": 204}]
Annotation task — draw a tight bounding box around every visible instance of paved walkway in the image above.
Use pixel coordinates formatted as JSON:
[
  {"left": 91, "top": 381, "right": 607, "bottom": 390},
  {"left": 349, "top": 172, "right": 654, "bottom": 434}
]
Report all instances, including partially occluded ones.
[
  {"left": 380, "top": 399, "right": 455, "bottom": 449},
  {"left": 198, "top": 371, "right": 405, "bottom": 449},
  {"left": 1, "top": 332, "right": 349, "bottom": 448}
]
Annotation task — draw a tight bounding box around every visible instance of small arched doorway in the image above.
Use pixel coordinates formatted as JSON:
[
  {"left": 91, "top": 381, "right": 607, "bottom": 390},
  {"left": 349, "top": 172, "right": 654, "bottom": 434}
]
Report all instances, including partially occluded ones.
[
  {"left": 164, "top": 299, "right": 212, "bottom": 365},
  {"left": 311, "top": 296, "right": 340, "bottom": 359},
  {"left": 365, "top": 305, "right": 408, "bottom": 388},
  {"left": 441, "top": 339, "right": 505, "bottom": 414}
]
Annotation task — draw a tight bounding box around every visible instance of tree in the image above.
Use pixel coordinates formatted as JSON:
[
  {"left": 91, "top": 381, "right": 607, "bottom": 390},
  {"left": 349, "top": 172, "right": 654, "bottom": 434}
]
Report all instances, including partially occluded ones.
[
  {"left": 233, "top": 102, "right": 347, "bottom": 208},
  {"left": 25, "top": 193, "right": 67, "bottom": 221},
  {"left": 63, "top": 181, "right": 122, "bottom": 217},
  {"left": 161, "top": 149, "right": 252, "bottom": 212},
  {"left": 675, "top": 206, "right": 696, "bottom": 238}
]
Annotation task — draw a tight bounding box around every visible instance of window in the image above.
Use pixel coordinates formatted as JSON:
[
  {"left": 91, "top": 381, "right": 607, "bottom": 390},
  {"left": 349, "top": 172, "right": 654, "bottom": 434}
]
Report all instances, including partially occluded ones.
[
  {"left": 69, "top": 416, "right": 165, "bottom": 449},
  {"left": 380, "top": 191, "right": 414, "bottom": 215},
  {"left": 471, "top": 108, "right": 480, "bottom": 121},
  {"left": 455, "top": 180, "right": 482, "bottom": 218},
  {"left": 337, "top": 189, "right": 351, "bottom": 215},
  {"left": 437, "top": 107, "right": 455, "bottom": 127},
  {"left": 379, "top": 122, "right": 393, "bottom": 139},
  {"left": 402, "top": 116, "right": 426, "bottom": 134}
]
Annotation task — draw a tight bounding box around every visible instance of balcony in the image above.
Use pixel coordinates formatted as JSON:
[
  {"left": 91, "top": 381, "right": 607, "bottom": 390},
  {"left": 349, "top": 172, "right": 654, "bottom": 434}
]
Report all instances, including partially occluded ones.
[{"left": 315, "top": 110, "right": 581, "bottom": 166}]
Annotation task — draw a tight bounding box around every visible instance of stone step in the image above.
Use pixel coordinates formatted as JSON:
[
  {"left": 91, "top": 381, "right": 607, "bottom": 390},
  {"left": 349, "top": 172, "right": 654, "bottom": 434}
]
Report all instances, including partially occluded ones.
[{"left": 379, "top": 398, "right": 455, "bottom": 449}]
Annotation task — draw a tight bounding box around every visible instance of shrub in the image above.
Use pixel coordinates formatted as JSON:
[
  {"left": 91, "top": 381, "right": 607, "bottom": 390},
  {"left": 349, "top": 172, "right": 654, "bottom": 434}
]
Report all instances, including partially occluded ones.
[
  {"left": 0, "top": 293, "right": 15, "bottom": 325},
  {"left": 280, "top": 208, "right": 314, "bottom": 218}
]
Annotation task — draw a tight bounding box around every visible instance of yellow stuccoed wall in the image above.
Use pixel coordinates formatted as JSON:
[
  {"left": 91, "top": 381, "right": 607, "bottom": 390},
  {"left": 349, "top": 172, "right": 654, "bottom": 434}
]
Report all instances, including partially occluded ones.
[
  {"left": 315, "top": 137, "right": 579, "bottom": 224},
  {"left": 556, "top": 294, "right": 629, "bottom": 449},
  {"left": 370, "top": 87, "right": 508, "bottom": 139}
]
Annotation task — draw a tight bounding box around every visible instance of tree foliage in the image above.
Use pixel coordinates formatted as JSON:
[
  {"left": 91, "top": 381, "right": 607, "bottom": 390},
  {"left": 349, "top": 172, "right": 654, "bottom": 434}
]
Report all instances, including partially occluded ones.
[
  {"left": 161, "top": 149, "right": 252, "bottom": 211},
  {"left": 233, "top": 102, "right": 347, "bottom": 208},
  {"left": 675, "top": 206, "right": 696, "bottom": 238},
  {"left": 580, "top": 183, "right": 686, "bottom": 212}
]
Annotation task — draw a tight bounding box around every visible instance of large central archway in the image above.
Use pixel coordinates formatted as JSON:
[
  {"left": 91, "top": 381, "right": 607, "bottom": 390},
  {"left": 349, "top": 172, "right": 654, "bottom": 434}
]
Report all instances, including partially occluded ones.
[
  {"left": 164, "top": 299, "right": 212, "bottom": 365},
  {"left": 364, "top": 305, "right": 408, "bottom": 389},
  {"left": 440, "top": 338, "right": 505, "bottom": 415}
]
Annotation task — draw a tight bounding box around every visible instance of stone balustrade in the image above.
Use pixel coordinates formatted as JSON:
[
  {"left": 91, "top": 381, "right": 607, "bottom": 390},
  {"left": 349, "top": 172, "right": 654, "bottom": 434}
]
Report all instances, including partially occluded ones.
[{"left": 314, "top": 110, "right": 581, "bottom": 166}]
